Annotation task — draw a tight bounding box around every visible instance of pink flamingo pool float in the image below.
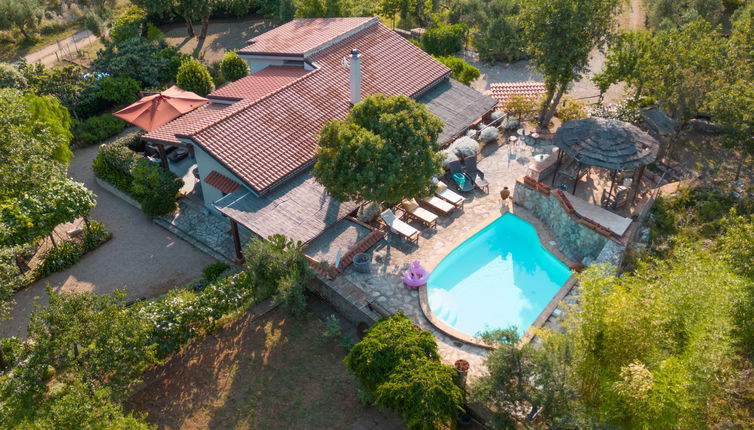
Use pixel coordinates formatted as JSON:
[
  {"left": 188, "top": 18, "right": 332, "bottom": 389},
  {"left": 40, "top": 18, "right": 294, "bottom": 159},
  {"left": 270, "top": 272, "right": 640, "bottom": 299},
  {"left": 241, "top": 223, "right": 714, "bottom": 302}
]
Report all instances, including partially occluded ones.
[{"left": 404, "top": 260, "right": 429, "bottom": 289}]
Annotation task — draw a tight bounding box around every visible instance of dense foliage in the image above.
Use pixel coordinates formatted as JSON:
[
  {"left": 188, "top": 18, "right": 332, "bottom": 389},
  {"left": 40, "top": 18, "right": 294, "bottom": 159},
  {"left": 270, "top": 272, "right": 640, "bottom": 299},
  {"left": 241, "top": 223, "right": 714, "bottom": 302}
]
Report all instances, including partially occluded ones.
[
  {"left": 92, "top": 135, "right": 183, "bottom": 217},
  {"left": 73, "top": 113, "right": 127, "bottom": 147},
  {"left": 345, "top": 313, "right": 463, "bottom": 430},
  {"left": 219, "top": 50, "right": 249, "bottom": 82},
  {"left": 175, "top": 56, "right": 214, "bottom": 97},
  {"left": 1, "top": 233, "right": 310, "bottom": 428},
  {"left": 433, "top": 55, "right": 479, "bottom": 85},
  {"left": 420, "top": 23, "right": 466, "bottom": 56},
  {"left": 450, "top": 0, "right": 526, "bottom": 63},
  {"left": 242, "top": 234, "right": 312, "bottom": 315},
  {"left": 0, "top": 89, "right": 97, "bottom": 317},
  {"left": 472, "top": 186, "right": 754, "bottom": 428},
  {"left": 314, "top": 94, "right": 444, "bottom": 204}
]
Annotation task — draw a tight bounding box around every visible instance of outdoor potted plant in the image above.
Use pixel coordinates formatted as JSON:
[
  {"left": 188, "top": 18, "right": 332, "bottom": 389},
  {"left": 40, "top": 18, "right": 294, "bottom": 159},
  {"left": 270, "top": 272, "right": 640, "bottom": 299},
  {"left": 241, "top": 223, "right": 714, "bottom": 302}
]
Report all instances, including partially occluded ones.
[
  {"left": 455, "top": 359, "right": 470, "bottom": 388},
  {"left": 353, "top": 253, "right": 370, "bottom": 273}
]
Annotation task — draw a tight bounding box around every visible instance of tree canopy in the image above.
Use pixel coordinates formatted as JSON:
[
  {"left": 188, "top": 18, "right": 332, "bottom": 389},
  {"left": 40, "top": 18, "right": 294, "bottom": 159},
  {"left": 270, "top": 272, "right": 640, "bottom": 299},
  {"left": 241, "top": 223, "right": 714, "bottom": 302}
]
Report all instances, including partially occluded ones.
[
  {"left": 314, "top": 94, "right": 444, "bottom": 204},
  {"left": 520, "top": 0, "right": 623, "bottom": 127}
]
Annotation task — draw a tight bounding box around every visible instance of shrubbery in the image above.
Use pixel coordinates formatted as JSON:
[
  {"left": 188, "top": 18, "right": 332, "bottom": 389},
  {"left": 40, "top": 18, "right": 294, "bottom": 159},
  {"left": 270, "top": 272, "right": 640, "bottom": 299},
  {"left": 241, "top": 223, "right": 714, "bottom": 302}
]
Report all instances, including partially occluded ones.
[
  {"left": 92, "top": 138, "right": 184, "bottom": 217},
  {"left": 97, "top": 76, "right": 140, "bottom": 104},
  {"left": 37, "top": 241, "right": 82, "bottom": 278},
  {"left": 36, "top": 222, "right": 113, "bottom": 278},
  {"left": 131, "top": 158, "right": 183, "bottom": 217},
  {"left": 2, "top": 229, "right": 313, "bottom": 427},
  {"left": 73, "top": 113, "right": 127, "bottom": 146},
  {"left": 202, "top": 262, "right": 230, "bottom": 283},
  {"left": 420, "top": 24, "right": 467, "bottom": 56},
  {"left": 109, "top": 5, "right": 147, "bottom": 43},
  {"left": 220, "top": 51, "right": 250, "bottom": 82},
  {"left": 433, "top": 55, "right": 479, "bottom": 85},
  {"left": 344, "top": 313, "right": 464, "bottom": 430},
  {"left": 0, "top": 62, "right": 26, "bottom": 89},
  {"left": 176, "top": 57, "right": 215, "bottom": 97}
]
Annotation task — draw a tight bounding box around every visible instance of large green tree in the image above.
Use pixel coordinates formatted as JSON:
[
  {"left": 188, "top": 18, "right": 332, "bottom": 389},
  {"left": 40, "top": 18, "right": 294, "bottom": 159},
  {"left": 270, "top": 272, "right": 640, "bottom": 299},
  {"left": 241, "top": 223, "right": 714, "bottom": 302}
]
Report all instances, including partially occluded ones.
[
  {"left": 0, "top": 0, "right": 43, "bottom": 40},
  {"left": 643, "top": 0, "right": 725, "bottom": 30},
  {"left": 314, "top": 94, "right": 443, "bottom": 204},
  {"left": 345, "top": 313, "right": 463, "bottom": 430},
  {"left": 520, "top": 0, "right": 623, "bottom": 127}
]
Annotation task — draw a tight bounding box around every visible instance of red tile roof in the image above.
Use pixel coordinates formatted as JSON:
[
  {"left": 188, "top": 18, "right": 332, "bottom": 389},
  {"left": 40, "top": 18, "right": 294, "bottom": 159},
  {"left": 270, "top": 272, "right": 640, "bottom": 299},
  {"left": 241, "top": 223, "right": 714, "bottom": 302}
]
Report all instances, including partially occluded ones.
[
  {"left": 143, "top": 101, "right": 251, "bottom": 145},
  {"left": 203, "top": 170, "right": 242, "bottom": 194},
  {"left": 187, "top": 21, "right": 449, "bottom": 194},
  {"left": 208, "top": 66, "right": 314, "bottom": 101},
  {"left": 489, "top": 81, "right": 547, "bottom": 108},
  {"left": 238, "top": 17, "right": 377, "bottom": 56}
]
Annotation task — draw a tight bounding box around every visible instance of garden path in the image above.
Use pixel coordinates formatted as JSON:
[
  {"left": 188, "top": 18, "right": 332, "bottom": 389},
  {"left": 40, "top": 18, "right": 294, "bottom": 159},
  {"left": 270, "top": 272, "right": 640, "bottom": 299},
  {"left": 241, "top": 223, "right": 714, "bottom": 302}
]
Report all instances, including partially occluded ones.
[{"left": 0, "top": 129, "right": 215, "bottom": 339}]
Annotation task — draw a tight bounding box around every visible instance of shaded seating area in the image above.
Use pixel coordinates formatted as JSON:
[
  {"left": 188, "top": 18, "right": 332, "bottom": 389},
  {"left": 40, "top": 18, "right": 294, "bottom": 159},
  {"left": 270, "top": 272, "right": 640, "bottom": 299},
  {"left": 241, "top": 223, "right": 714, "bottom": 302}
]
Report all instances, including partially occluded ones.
[{"left": 549, "top": 118, "right": 660, "bottom": 210}]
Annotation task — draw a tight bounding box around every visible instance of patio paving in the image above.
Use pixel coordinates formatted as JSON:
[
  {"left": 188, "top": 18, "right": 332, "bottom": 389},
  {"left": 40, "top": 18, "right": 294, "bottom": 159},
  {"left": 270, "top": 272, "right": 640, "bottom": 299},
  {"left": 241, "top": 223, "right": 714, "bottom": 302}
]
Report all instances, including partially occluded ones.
[{"left": 339, "top": 135, "right": 568, "bottom": 378}]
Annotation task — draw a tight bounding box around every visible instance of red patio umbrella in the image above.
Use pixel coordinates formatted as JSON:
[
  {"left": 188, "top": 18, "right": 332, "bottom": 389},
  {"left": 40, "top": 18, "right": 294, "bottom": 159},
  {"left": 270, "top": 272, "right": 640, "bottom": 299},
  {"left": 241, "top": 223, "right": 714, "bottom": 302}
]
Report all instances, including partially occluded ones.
[{"left": 112, "top": 85, "right": 209, "bottom": 132}]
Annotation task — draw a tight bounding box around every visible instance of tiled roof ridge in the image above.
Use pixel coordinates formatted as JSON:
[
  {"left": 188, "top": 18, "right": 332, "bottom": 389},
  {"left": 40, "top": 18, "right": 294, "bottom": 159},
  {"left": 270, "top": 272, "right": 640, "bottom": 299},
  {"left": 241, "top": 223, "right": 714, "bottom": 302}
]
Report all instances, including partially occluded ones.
[
  {"left": 304, "top": 16, "right": 379, "bottom": 57},
  {"left": 243, "top": 17, "right": 378, "bottom": 56},
  {"left": 179, "top": 68, "right": 320, "bottom": 140}
]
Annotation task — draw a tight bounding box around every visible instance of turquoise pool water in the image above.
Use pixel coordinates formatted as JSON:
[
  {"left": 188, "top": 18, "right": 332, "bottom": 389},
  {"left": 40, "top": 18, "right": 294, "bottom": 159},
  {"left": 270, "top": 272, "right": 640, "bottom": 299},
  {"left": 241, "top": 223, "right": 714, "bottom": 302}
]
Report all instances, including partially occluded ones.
[{"left": 427, "top": 213, "right": 571, "bottom": 337}]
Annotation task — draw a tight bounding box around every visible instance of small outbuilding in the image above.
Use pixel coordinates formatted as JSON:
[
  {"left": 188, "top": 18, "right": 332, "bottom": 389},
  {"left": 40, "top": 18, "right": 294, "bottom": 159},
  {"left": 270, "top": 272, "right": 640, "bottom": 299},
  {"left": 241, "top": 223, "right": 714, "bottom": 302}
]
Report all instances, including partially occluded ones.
[{"left": 551, "top": 117, "right": 660, "bottom": 207}]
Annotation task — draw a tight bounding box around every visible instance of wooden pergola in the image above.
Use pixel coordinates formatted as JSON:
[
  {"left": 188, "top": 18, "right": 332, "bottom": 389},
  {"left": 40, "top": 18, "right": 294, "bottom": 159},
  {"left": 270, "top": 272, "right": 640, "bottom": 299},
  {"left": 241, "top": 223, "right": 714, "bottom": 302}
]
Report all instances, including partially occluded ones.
[{"left": 551, "top": 117, "right": 660, "bottom": 206}]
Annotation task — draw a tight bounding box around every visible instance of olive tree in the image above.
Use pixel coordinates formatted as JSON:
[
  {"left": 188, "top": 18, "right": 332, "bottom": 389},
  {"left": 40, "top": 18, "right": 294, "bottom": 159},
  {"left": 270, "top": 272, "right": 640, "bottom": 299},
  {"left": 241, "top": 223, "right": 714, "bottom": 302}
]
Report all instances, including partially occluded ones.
[
  {"left": 520, "top": 0, "right": 623, "bottom": 127},
  {"left": 314, "top": 94, "right": 444, "bottom": 204}
]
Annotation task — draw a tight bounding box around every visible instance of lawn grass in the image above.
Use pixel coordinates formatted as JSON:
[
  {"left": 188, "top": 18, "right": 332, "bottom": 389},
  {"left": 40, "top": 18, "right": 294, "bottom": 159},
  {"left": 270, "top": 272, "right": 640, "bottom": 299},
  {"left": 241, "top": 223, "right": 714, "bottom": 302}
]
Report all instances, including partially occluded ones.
[{"left": 125, "top": 306, "right": 400, "bottom": 429}]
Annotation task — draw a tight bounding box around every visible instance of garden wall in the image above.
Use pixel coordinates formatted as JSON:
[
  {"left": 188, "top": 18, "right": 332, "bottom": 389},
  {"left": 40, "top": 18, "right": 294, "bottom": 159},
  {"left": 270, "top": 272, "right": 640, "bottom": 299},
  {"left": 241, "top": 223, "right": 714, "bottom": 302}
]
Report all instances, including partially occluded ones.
[{"left": 513, "top": 177, "right": 610, "bottom": 263}]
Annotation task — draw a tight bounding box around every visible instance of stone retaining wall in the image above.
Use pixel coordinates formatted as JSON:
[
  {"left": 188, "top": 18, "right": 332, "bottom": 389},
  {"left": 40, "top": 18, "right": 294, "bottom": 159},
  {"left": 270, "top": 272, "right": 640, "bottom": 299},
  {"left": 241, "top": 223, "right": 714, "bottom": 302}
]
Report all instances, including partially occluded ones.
[{"left": 514, "top": 177, "right": 610, "bottom": 263}]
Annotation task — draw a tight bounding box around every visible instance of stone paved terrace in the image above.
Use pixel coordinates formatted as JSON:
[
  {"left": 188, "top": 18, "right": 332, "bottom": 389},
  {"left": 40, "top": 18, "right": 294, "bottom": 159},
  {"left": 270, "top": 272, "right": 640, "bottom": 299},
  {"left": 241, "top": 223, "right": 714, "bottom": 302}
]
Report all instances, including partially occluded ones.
[{"left": 339, "top": 135, "right": 578, "bottom": 379}]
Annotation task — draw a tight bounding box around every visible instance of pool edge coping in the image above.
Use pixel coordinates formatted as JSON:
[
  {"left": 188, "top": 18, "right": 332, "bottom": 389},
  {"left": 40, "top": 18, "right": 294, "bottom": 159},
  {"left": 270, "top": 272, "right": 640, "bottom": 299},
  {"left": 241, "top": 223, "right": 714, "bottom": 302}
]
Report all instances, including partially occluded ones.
[{"left": 417, "top": 205, "right": 579, "bottom": 349}]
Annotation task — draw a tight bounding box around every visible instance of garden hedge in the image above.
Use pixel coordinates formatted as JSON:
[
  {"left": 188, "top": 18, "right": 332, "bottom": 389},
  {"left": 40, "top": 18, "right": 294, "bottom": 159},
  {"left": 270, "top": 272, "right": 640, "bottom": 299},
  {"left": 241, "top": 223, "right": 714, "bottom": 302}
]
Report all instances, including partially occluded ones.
[{"left": 92, "top": 137, "right": 183, "bottom": 217}]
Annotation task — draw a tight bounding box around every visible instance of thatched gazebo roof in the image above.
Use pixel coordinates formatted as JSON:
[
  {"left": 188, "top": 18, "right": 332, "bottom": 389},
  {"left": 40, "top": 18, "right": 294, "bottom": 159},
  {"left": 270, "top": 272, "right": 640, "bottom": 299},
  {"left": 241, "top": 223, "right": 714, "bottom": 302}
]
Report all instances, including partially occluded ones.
[{"left": 553, "top": 117, "right": 659, "bottom": 170}]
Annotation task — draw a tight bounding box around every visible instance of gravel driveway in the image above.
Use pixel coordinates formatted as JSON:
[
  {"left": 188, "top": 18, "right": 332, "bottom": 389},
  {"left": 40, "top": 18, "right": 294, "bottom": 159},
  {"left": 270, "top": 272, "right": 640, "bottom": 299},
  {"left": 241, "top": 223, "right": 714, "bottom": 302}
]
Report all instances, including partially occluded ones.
[{"left": 0, "top": 129, "right": 215, "bottom": 339}]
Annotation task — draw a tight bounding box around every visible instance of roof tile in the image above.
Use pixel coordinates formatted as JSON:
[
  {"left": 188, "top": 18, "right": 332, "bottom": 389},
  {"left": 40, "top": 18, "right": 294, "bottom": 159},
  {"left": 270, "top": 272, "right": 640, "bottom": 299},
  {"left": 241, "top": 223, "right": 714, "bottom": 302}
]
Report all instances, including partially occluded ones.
[
  {"left": 489, "top": 81, "right": 547, "bottom": 108},
  {"left": 204, "top": 170, "right": 242, "bottom": 194}
]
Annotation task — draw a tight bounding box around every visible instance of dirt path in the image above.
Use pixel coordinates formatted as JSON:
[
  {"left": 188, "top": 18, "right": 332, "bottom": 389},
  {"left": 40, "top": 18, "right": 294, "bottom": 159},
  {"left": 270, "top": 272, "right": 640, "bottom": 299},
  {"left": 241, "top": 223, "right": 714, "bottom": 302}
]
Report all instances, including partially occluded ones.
[
  {"left": 160, "top": 17, "right": 276, "bottom": 64},
  {"left": 21, "top": 29, "right": 99, "bottom": 67},
  {"left": 0, "top": 129, "right": 215, "bottom": 339}
]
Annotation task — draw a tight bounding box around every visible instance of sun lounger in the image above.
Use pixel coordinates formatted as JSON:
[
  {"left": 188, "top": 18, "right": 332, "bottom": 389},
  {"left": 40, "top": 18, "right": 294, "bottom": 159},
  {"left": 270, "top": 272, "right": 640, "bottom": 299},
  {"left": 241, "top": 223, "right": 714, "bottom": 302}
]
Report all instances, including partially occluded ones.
[
  {"left": 420, "top": 195, "right": 455, "bottom": 215},
  {"left": 434, "top": 180, "right": 464, "bottom": 209},
  {"left": 380, "top": 209, "right": 420, "bottom": 243},
  {"left": 463, "top": 156, "right": 490, "bottom": 193},
  {"left": 447, "top": 160, "right": 474, "bottom": 192},
  {"left": 401, "top": 199, "right": 438, "bottom": 229}
]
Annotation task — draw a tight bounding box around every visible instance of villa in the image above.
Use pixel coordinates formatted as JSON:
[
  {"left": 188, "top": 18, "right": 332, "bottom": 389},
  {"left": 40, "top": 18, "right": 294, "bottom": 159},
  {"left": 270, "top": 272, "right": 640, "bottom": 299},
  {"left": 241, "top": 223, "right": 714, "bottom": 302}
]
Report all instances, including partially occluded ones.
[{"left": 142, "top": 17, "right": 497, "bottom": 261}]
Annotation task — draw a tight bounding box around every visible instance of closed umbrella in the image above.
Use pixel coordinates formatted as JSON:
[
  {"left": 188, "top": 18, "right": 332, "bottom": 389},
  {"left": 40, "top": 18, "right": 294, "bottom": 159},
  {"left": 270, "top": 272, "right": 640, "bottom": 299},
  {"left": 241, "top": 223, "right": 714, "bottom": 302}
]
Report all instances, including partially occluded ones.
[{"left": 112, "top": 85, "right": 208, "bottom": 132}]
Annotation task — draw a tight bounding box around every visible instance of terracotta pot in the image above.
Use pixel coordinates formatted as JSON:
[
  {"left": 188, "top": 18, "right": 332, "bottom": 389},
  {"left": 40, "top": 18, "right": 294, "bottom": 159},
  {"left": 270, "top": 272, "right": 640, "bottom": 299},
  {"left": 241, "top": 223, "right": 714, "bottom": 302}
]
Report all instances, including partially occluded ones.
[{"left": 500, "top": 187, "right": 511, "bottom": 201}]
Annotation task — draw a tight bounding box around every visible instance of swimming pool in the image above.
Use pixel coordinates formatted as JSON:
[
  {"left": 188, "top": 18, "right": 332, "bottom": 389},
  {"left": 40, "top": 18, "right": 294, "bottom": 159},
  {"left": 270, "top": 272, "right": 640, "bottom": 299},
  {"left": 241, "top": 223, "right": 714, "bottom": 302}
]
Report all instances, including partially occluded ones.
[{"left": 427, "top": 213, "right": 571, "bottom": 338}]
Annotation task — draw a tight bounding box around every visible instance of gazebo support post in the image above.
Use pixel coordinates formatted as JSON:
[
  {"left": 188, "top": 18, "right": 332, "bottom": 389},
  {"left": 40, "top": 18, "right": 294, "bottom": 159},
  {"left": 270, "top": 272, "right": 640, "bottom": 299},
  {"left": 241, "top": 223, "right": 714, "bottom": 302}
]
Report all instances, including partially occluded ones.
[
  {"left": 157, "top": 144, "right": 169, "bottom": 169},
  {"left": 572, "top": 164, "right": 581, "bottom": 195},
  {"left": 631, "top": 165, "right": 646, "bottom": 205},
  {"left": 551, "top": 150, "right": 565, "bottom": 186},
  {"left": 607, "top": 169, "right": 619, "bottom": 202},
  {"left": 230, "top": 219, "right": 244, "bottom": 264}
]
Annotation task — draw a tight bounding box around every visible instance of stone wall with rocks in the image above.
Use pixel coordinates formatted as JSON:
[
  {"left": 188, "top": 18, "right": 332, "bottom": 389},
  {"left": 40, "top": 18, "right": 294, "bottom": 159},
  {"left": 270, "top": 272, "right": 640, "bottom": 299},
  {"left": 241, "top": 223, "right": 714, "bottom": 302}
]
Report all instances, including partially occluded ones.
[{"left": 514, "top": 181, "right": 609, "bottom": 263}]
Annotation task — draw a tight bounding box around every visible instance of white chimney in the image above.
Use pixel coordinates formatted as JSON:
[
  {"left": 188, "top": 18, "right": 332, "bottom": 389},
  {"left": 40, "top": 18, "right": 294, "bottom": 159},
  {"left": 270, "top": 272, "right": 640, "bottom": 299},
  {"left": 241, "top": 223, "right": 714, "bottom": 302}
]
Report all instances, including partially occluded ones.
[{"left": 349, "top": 49, "right": 362, "bottom": 105}]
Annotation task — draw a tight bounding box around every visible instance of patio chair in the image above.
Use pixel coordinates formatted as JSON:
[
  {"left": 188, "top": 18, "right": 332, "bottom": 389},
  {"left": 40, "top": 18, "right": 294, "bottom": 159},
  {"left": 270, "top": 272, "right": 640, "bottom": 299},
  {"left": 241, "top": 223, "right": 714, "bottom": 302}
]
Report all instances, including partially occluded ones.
[
  {"left": 434, "top": 180, "right": 464, "bottom": 209},
  {"left": 379, "top": 209, "right": 420, "bottom": 243},
  {"left": 463, "top": 155, "right": 490, "bottom": 193},
  {"left": 401, "top": 199, "right": 438, "bottom": 229},
  {"left": 420, "top": 195, "right": 455, "bottom": 215},
  {"left": 447, "top": 160, "right": 474, "bottom": 192}
]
